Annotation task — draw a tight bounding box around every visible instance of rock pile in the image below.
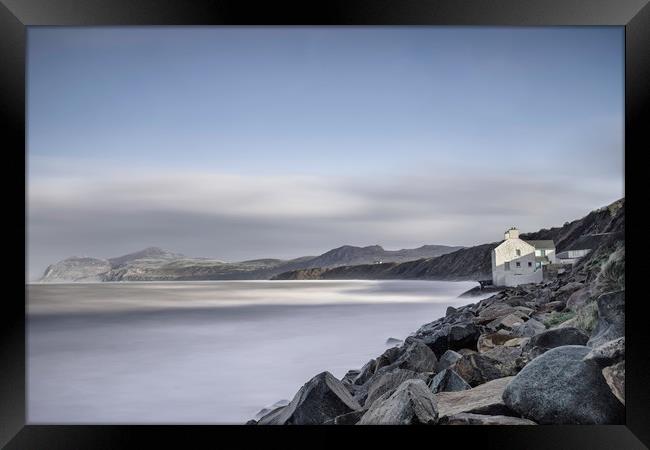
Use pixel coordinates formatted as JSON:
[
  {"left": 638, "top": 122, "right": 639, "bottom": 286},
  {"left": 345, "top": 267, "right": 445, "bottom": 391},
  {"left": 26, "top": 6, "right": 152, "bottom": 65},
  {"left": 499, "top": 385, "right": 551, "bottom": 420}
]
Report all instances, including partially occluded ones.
[{"left": 251, "top": 257, "right": 625, "bottom": 425}]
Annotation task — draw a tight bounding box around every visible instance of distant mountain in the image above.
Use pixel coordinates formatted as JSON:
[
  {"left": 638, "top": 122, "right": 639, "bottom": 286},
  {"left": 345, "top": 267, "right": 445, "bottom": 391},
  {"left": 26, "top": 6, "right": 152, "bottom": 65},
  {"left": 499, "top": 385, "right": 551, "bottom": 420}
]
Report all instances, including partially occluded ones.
[
  {"left": 273, "top": 199, "right": 625, "bottom": 282},
  {"left": 107, "top": 247, "right": 185, "bottom": 268},
  {"left": 297, "top": 244, "right": 462, "bottom": 269},
  {"left": 38, "top": 244, "right": 463, "bottom": 282}
]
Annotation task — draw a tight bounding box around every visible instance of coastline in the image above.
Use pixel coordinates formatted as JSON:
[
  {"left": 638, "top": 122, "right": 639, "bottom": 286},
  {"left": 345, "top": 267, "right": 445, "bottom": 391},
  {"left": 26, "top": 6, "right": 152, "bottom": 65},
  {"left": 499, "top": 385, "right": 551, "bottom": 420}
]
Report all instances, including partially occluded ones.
[{"left": 250, "top": 243, "right": 626, "bottom": 425}]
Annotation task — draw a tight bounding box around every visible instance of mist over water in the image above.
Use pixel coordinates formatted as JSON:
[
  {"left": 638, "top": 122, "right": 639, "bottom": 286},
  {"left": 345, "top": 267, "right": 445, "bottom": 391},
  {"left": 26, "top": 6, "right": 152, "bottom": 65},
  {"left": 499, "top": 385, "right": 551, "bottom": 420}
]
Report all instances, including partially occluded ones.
[{"left": 28, "top": 280, "right": 478, "bottom": 423}]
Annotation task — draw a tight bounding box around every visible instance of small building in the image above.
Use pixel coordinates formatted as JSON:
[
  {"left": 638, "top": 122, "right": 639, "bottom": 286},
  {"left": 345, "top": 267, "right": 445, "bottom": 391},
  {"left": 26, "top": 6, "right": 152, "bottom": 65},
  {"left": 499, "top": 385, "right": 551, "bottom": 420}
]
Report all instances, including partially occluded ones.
[
  {"left": 556, "top": 249, "right": 591, "bottom": 265},
  {"left": 491, "top": 227, "right": 556, "bottom": 287}
]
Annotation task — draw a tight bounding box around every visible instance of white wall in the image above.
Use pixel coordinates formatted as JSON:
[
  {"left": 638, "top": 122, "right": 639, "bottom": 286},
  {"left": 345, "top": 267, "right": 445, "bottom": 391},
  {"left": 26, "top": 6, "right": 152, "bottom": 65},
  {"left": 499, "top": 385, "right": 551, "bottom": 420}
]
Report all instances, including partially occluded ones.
[
  {"left": 492, "top": 238, "right": 542, "bottom": 287},
  {"left": 534, "top": 248, "right": 556, "bottom": 264}
]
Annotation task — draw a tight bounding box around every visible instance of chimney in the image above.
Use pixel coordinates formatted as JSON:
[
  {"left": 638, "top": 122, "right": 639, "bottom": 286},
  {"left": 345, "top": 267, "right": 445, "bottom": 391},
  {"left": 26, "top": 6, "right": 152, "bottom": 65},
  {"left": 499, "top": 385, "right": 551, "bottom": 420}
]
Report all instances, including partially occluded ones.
[{"left": 504, "top": 227, "right": 520, "bottom": 240}]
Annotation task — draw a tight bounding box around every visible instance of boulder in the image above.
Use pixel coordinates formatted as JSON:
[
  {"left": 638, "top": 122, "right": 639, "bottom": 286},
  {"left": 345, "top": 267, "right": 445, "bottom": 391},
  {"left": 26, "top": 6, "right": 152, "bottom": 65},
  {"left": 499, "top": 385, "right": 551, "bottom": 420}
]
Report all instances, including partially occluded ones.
[
  {"left": 602, "top": 361, "right": 625, "bottom": 405},
  {"left": 452, "top": 353, "right": 511, "bottom": 387},
  {"left": 404, "top": 324, "right": 451, "bottom": 357},
  {"left": 258, "top": 371, "right": 361, "bottom": 425},
  {"left": 254, "top": 399, "right": 290, "bottom": 420},
  {"left": 415, "top": 322, "right": 479, "bottom": 358},
  {"left": 358, "top": 379, "right": 439, "bottom": 425},
  {"left": 437, "top": 350, "right": 463, "bottom": 372},
  {"left": 449, "top": 322, "right": 481, "bottom": 350},
  {"left": 429, "top": 369, "right": 471, "bottom": 393},
  {"left": 512, "top": 318, "right": 545, "bottom": 337},
  {"left": 523, "top": 327, "right": 589, "bottom": 359},
  {"left": 352, "top": 341, "right": 437, "bottom": 405},
  {"left": 374, "top": 346, "right": 402, "bottom": 372},
  {"left": 583, "top": 337, "right": 625, "bottom": 367},
  {"left": 390, "top": 340, "right": 437, "bottom": 373},
  {"left": 503, "top": 346, "right": 625, "bottom": 424},
  {"left": 434, "top": 377, "right": 515, "bottom": 419},
  {"left": 385, "top": 337, "right": 403, "bottom": 346},
  {"left": 353, "top": 359, "right": 377, "bottom": 386},
  {"left": 341, "top": 370, "right": 360, "bottom": 385},
  {"left": 475, "top": 304, "right": 517, "bottom": 324},
  {"left": 566, "top": 287, "right": 592, "bottom": 311},
  {"left": 364, "top": 369, "right": 429, "bottom": 408},
  {"left": 486, "top": 313, "right": 526, "bottom": 332},
  {"left": 446, "top": 306, "right": 457, "bottom": 317},
  {"left": 588, "top": 291, "right": 625, "bottom": 348},
  {"left": 440, "top": 413, "right": 536, "bottom": 425},
  {"left": 482, "top": 346, "right": 522, "bottom": 375},
  {"left": 555, "top": 281, "right": 584, "bottom": 301},
  {"left": 477, "top": 333, "right": 515, "bottom": 353}
]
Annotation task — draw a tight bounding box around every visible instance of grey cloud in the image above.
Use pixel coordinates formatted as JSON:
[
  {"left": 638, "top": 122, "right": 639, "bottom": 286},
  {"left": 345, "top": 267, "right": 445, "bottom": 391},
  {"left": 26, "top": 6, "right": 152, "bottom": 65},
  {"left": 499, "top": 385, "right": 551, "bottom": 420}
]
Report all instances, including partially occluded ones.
[{"left": 27, "top": 168, "right": 622, "bottom": 280}]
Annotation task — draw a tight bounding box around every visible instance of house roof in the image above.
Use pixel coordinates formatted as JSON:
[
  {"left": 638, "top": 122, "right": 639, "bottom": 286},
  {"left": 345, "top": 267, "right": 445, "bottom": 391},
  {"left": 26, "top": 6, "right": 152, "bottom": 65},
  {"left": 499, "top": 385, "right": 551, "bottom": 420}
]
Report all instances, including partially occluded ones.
[{"left": 525, "top": 240, "right": 555, "bottom": 249}]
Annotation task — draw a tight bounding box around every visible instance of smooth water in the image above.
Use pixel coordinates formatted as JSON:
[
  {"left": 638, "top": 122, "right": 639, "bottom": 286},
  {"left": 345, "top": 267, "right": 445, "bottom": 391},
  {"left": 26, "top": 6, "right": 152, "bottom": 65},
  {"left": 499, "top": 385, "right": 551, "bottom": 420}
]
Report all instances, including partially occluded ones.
[{"left": 27, "top": 280, "right": 479, "bottom": 424}]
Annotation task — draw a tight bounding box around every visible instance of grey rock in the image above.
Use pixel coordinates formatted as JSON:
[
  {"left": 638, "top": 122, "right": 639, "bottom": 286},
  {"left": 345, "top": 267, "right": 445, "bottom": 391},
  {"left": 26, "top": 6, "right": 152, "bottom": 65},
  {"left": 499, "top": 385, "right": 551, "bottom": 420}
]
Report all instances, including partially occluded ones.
[
  {"left": 477, "top": 333, "right": 515, "bottom": 353},
  {"left": 364, "top": 369, "right": 429, "bottom": 408},
  {"left": 440, "top": 413, "right": 536, "bottom": 425},
  {"left": 390, "top": 340, "right": 437, "bottom": 373},
  {"left": 446, "top": 306, "right": 457, "bottom": 317},
  {"left": 503, "top": 346, "right": 625, "bottom": 424},
  {"left": 417, "top": 322, "right": 480, "bottom": 358},
  {"left": 435, "top": 377, "right": 515, "bottom": 419},
  {"left": 602, "top": 361, "right": 625, "bottom": 405},
  {"left": 353, "top": 359, "right": 377, "bottom": 386},
  {"left": 358, "top": 379, "right": 439, "bottom": 425},
  {"left": 258, "top": 371, "right": 361, "bottom": 425},
  {"left": 453, "top": 353, "right": 511, "bottom": 387},
  {"left": 475, "top": 304, "right": 517, "bottom": 324},
  {"left": 583, "top": 337, "right": 625, "bottom": 367},
  {"left": 429, "top": 369, "right": 471, "bottom": 393},
  {"left": 486, "top": 313, "right": 527, "bottom": 332},
  {"left": 566, "top": 287, "right": 592, "bottom": 311},
  {"left": 254, "top": 399, "right": 290, "bottom": 420},
  {"left": 341, "top": 369, "right": 360, "bottom": 385},
  {"left": 523, "top": 327, "right": 589, "bottom": 359},
  {"left": 437, "top": 350, "right": 463, "bottom": 372},
  {"left": 385, "top": 337, "right": 403, "bottom": 346},
  {"left": 482, "top": 346, "right": 523, "bottom": 375},
  {"left": 588, "top": 291, "right": 625, "bottom": 348}
]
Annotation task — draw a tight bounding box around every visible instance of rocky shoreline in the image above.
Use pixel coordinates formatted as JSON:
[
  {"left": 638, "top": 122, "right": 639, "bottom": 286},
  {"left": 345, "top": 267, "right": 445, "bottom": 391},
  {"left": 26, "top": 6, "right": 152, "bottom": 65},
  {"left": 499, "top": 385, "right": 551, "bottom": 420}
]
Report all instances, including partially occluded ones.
[{"left": 249, "top": 236, "right": 625, "bottom": 425}]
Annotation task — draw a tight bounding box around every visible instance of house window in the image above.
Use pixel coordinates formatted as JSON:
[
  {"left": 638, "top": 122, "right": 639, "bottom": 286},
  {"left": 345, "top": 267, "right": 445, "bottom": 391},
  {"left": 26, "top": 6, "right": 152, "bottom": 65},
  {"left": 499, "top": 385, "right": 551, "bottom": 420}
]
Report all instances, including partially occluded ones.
[
  {"left": 528, "top": 262, "right": 532, "bottom": 267},
  {"left": 516, "top": 262, "right": 521, "bottom": 268},
  {"left": 540, "top": 249, "right": 546, "bottom": 256},
  {"left": 516, "top": 249, "right": 521, "bottom": 256},
  {"left": 504, "top": 262, "right": 510, "bottom": 271}
]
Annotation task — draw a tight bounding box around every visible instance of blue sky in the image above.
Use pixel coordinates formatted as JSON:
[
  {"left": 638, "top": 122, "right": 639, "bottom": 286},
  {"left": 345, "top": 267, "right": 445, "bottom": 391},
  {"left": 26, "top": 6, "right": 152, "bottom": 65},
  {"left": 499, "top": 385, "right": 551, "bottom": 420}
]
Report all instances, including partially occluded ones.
[{"left": 27, "top": 27, "right": 624, "bottom": 278}]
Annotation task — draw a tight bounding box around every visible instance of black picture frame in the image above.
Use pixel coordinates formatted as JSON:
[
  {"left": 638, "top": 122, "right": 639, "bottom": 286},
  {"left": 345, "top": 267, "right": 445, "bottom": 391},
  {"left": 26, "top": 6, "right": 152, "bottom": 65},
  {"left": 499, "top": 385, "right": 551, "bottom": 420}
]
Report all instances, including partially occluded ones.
[{"left": 2, "top": 0, "right": 648, "bottom": 448}]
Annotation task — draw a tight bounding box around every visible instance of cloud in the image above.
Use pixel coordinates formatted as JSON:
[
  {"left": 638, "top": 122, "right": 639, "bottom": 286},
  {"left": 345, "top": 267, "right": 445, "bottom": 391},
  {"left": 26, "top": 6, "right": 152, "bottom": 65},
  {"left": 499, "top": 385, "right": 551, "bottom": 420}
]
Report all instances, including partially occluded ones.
[{"left": 27, "top": 164, "right": 623, "bottom": 280}]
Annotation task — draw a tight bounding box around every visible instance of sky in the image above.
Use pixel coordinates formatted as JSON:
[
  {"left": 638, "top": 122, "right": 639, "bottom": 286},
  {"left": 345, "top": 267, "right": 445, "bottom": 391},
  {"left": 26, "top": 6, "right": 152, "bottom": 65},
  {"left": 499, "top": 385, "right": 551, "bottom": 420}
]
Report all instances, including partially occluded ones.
[{"left": 27, "top": 26, "right": 624, "bottom": 280}]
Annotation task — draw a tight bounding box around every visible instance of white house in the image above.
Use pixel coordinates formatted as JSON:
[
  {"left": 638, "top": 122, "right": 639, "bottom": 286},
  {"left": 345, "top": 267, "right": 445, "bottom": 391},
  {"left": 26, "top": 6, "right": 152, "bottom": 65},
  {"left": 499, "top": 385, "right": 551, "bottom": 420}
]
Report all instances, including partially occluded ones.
[
  {"left": 556, "top": 249, "right": 591, "bottom": 265},
  {"left": 491, "top": 227, "right": 556, "bottom": 287}
]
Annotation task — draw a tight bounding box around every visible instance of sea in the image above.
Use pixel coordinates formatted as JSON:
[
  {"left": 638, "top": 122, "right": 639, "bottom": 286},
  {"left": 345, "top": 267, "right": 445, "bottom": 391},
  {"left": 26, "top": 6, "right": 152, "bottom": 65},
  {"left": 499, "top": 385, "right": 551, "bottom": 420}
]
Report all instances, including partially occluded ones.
[{"left": 27, "top": 279, "right": 480, "bottom": 424}]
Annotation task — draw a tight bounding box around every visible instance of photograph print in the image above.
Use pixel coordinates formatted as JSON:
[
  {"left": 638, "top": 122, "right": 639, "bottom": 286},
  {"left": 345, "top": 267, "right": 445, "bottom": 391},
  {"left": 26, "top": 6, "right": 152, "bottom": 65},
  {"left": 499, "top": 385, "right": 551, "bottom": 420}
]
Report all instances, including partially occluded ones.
[{"left": 27, "top": 26, "right": 625, "bottom": 425}]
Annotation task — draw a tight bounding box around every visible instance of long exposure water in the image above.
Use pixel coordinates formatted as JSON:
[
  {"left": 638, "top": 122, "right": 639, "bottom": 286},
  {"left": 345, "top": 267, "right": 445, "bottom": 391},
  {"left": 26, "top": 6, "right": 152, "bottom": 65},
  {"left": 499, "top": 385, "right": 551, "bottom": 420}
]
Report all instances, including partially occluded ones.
[{"left": 27, "top": 280, "right": 479, "bottom": 423}]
